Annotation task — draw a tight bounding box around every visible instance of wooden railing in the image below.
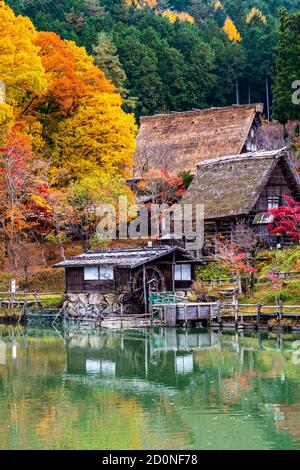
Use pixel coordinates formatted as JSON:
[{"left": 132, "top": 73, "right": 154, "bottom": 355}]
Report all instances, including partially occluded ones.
[{"left": 220, "top": 301, "right": 300, "bottom": 322}]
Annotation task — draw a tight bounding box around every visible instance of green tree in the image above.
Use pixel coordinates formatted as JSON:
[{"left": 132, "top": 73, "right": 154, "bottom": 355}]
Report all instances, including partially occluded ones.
[
  {"left": 93, "top": 32, "right": 136, "bottom": 109},
  {"left": 273, "top": 8, "right": 300, "bottom": 123}
]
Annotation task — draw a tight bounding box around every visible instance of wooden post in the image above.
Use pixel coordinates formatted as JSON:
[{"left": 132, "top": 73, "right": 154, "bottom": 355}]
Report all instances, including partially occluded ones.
[
  {"left": 149, "top": 302, "right": 153, "bottom": 327},
  {"left": 234, "top": 298, "right": 239, "bottom": 323},
  {"left": 217, "top": 301, "right": 221, "bottom": 323},
  {"left": 279, "top": 300, "right": 283, "bottom": 321},
  {"left": 184, "top": 304, "right": 188, "bottom": 328},
  {"left": 34, "top": 291, "right": 39, "bottom": 308},
  {"left": 172, "top": 251, "right": 176, "bottom": 293},
  {"left": 143, "top": 264, "right": 147, "bottom": 314},
  {"left": 257, "top": 303, "right": 262, "bottom": 324}
]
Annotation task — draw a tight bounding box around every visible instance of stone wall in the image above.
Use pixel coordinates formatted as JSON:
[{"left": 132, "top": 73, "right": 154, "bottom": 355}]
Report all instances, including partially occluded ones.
[
  {"left": 63, "top": 293, "right": 122, "bottom": 321},
  {"left": 63, "top": 292, "right": 143, "bottom": 322}
]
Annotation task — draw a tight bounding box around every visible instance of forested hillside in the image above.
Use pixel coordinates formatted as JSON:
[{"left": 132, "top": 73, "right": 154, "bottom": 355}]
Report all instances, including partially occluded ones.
[{"left": 6, "top": 0, "right": 300, "bottom": 120}]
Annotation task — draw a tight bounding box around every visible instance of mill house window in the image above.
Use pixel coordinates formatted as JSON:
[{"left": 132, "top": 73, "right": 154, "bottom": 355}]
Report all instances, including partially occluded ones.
[
  {"left": 84, "top": 266, "right": 114, "bottom": 281},
  {"left": 175, "top": 264, "right": 192, "bottom": 281}
]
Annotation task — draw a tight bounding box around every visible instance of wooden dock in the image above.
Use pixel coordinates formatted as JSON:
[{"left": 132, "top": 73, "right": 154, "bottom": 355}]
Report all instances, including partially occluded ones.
[{"left": 153, "top": 302, "right": 219, "bottom": 327}]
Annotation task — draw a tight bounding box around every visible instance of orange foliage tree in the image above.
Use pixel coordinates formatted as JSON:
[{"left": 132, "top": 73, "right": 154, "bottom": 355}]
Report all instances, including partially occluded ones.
[
  {"left": 0, "top": 127, "right": 45, "bottom": 267},
  {"left": 0, "top": 1, "right": 137, "bottom": 267}
]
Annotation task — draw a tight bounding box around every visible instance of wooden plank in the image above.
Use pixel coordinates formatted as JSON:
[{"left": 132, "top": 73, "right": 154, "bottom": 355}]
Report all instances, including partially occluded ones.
[{"left": 164, "top": 305, "right": 177, "bottom": 327}]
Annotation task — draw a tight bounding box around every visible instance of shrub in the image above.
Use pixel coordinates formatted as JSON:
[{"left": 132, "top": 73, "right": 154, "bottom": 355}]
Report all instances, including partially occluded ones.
[{"left": 187, "top": 293, "right": 198, "bottom": 303}]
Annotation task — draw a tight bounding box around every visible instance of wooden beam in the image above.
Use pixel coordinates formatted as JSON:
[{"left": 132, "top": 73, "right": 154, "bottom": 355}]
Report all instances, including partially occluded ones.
[{"left": 143, "top": 264, "right": 147, "bottom": 314}]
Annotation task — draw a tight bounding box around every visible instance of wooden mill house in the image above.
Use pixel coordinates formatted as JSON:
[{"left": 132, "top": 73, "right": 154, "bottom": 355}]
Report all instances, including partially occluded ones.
[{"left": 54, "top": 246, "right": 199, "bottom": 315}]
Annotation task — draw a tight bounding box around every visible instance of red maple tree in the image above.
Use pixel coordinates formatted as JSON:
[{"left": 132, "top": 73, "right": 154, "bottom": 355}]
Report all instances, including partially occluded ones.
[{"left": 267, "top": 196, "right": 300, "bottom": 242}]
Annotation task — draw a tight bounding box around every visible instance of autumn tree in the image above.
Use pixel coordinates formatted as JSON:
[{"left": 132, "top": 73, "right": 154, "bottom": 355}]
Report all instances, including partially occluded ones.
[
  {"left": 0, "top": 1, "right": 47, "bottom": 112},
  {"left": 31, "top": 185, "right": 73, "bottom": 262},
  {"left": 215, "top": 236, "right": 256, "bottom": 294},
  {"left": 138, "top": 168, "right": 186, "bottom": 204},
  {"left": 52, "top": 93, "right": 137, "bottom": 184},
  {"left": 268, "top": 195, "right": 300, "bottom": 242},
  {"left": 0, "top": 127, "right": 44, "bottom": 267},
  {"left": 223, "top": 17, "right": 241, "bottom": 42},
  {"left": 66, "top": 174, "right": 135, "bottom": 251}
]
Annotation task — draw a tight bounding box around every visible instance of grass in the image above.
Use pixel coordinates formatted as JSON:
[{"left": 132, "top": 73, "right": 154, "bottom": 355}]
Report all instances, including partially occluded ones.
[
  {"left": 194, "top": 245, "right": 300, "bottom": 310},
  {"left": 241, "top": 279, "right": 300, "bottom": 306},
  {"left": 0, "top": 307, "right": 22, "bottom": 318},
  {"left": 0, "top": 269, "right": 65, "bottom": 293},
  {"left": 0, "top": 269, "right": 65, "bottom": 313}
]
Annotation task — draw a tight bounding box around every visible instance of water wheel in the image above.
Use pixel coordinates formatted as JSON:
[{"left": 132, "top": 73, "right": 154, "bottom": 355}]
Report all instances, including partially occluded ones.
[{"left": 132, "top": 265, "right": 166, "bottom": 304}]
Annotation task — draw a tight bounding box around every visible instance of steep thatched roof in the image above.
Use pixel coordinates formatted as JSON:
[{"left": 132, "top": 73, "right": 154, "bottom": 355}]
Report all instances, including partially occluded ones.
[
  {"left": 182, "top": 149, "right": 300, "bottom": 220},
  {"left": 134, "top": 104, "right": 263, "bottom": 175},
  {"left": 53, "top": 246, "right": 195, "bottom": 269}
]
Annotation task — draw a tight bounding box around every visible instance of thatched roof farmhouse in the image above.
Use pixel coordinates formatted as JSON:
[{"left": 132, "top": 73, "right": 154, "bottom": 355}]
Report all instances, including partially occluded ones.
[
  {"left": 134, "top": 103, "right": 263, "bottom": 176},
  {"left": 182, "top": 148, "right": 300, "bottom": 245}
]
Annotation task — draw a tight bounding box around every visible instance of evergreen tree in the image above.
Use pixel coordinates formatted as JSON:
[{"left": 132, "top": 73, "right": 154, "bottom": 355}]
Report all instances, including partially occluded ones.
[
  {"left": 93, "top": 32, "right": 136, "bottom": 109},
  {"left": 273, "top": 8, "right": 300, "bottom": 123}
]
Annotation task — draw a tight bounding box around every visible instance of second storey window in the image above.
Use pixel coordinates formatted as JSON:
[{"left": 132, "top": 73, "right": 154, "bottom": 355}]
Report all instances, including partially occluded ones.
[
  {"left": 175, "top": 264, "right": 192, "bottom": 281},
  {"left": 84, "top": 266, "right": 114, "bottom": 281},
  {"left": 267, "top": 196, "right": 280, "bottom": 210}
]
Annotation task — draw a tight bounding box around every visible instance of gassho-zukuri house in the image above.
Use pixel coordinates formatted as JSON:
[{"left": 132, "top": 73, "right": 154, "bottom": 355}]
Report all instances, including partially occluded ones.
[
  {"left": 182, "top": 148, "right": 300, "bottom": 246},
  {"left": 53, "top": 246, "right": 200, "bottom": 319},
  {"left": 134, "top": 103, "right": 263, "bottom": 176}
]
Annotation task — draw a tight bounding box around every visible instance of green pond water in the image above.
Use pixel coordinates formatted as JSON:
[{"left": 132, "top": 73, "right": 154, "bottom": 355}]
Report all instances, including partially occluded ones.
[{"left": 1, "top": 326, "right": 300, "bottom": 450}]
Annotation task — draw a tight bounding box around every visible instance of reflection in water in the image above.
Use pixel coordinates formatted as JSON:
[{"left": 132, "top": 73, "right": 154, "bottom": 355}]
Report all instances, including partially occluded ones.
[{"left": 1, "top": 326, "right": 300, "bottom": 450}]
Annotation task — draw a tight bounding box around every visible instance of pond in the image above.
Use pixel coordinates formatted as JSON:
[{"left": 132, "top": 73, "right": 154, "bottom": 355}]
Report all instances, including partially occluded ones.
[{"left": 1, "top": 326, "right": 300, "bottom": 450}]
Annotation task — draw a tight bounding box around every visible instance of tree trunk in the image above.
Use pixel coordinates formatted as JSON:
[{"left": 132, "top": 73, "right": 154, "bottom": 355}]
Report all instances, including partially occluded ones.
[
  {"left": 265, "top": 75, "right": 270, "bottom": 121},
  {"left": 59, "top": 243, "right": 66, "bottom": 261},
  {"left": 236, "top": 78, "right": 240, "bottom": 105}
]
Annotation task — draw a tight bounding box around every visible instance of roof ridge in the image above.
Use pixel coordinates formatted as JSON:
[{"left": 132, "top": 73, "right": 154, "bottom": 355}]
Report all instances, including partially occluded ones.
[
  {"left": 196, "top": 148, "right": 287, "bottom": 168},
  {"left": 140, "top": 103, "right": 263, "bottom": 121},
  {"left": 85, "top": 245, "right": 172, "bottom": 255}
]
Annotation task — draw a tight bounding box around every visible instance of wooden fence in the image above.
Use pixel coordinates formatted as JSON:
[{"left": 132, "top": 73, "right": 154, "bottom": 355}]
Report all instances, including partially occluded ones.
[
  {"left": 220, "top": 300, "right": 300, "bottom": 323},
  {"left": 0, "top": 291, "right": 63, "bottom": 309}
]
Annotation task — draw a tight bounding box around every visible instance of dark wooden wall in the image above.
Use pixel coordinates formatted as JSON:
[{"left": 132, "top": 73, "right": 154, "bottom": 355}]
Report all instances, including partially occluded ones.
[
  {"left": 253, "top": 164, "right": 292, "bottom": 213},
  {"left": 66, "top": 267, "right": 116, "bottom": 294},
  {"left": 66, "top": 268, "right": 84, "bottom": 293}
]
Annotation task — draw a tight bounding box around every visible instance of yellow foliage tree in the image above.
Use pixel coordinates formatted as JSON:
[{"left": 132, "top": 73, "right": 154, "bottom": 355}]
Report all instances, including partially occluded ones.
[
  {"left": 246, "top": 7, "right": 267, "bottom": 26},
  {"left": 0, "top": 102, "right": 13, "bottom": 145},
  {"left": 52, "top": 93, "right": 137, "bottom": 183},
  {"left": 214, "top": 1, "right": 223, "bottom": 11},
  {"left": 161, "top": 9, "right": 194, "bottom": 24},
  {"left": 176, "top": 12, "right": 195, "bottom": 24},
  {"left": 0, "top": 1, "right": 47, "bottom": 111},
  {"left": 125, "top": 0, "right": 157, "bottom": 8},
  {"left": 223, "top": 17, "right": 242, "bottom": 42}
]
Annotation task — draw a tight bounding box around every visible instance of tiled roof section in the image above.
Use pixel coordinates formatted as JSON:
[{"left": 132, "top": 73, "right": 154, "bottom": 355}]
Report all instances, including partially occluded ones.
[{"left": 53, "top": 246, "right": 194, "bottom": 269}]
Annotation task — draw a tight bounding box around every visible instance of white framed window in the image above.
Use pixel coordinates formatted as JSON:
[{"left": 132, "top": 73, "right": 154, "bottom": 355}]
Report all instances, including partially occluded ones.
[
  {"left": 267, "top": 196, "right": 280, "bottom": 210},
  {"left": 84, "top": 266, "right": 114, "bottom": 281},
  {"left": 99, "top": 266, "right": 114, "bottom": 280},
  {"left": 84, "top": 267, "right": 99, "bottom": 281},
  {"left": 175, "top": 264, "right": 192, "bottom": 281}
]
